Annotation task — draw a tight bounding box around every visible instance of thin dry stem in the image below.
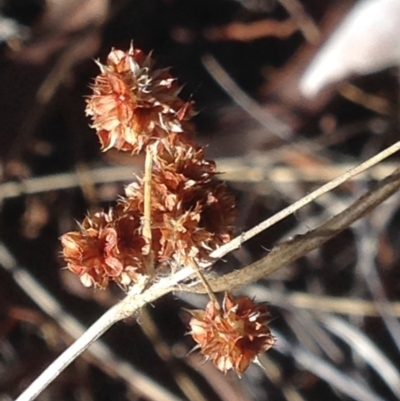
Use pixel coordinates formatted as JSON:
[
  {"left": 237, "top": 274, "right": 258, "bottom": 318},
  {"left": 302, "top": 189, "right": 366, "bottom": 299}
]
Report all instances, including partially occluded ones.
[
  {"left": 257, "top": 354, "right": 304, "bottom": 401},
  {"left": 202, "top": 53, "right": 349, "bottom": 163},
  {"left": 143, "top": 149, "right": 155, "bottom": 274},
  {"left": 202, "top": 54, "right": 292, "bottom": 141},
  {"left": 14, "top": 277, "right": 176, "bottom": 401},
  {"left": 15, "top": 301, "right": 127, "bottom": 401},
  {"left": 140, "top": 308, "right": 209, "bottom": 401},
  {"left": 186, "top": 166, "right": 400, "bottom": 294},
  {"left": 278, "top": 0, "right": 320, "bottom": 43},
  {"left": 143, "top": 150, "right": 153, "bottom": 244},
  {"left": 0, "top": 243, "right": 183, "bottom": 401},
  {"left": 250, "top": 287, "right": 400, "bottom": 317},
  {"left": 190, "top": 258, "right": 221, "bottom": 310},
  {"left": 2, "top": 162, "right": 400, "bottom": 200},
  {"left": 210, "top": 140, "right": 400, "bottom": 260}
]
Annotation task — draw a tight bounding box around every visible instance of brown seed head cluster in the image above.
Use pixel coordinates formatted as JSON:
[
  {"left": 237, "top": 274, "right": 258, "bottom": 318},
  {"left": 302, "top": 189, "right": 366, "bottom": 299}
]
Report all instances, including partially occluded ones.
[
  {"left": 123, "top": 135, "right": 236, "bottom": 265},
  {"left": 61, "top": 45, "right": 236, "bottom": 289},
  {"left": 61, "top": 210, "right": 148, "bottom": 289},
  {"left": 85, "top": 44, "right": 194, "bottom": 153},
  {"left": 188, "top": 293, "right": 276, "bottom": 375}
]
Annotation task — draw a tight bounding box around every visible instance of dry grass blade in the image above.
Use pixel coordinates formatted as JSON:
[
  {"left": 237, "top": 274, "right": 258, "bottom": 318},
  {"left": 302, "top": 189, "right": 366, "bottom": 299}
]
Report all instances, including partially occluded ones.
[
  {"left": 321, "top": 314, "right": 400, "bottom": 399},
  {"left": 248, "top": 285, "right": 400, "bottom": 317},
  {"left": 275, "top": 330, "right": 387, "bottom": 401},
  {"left": 211, "top": 141, "right": 400, "bottom": 260},
  {"left": 187, "top": 165, "right": 400, "bottom": 292}
]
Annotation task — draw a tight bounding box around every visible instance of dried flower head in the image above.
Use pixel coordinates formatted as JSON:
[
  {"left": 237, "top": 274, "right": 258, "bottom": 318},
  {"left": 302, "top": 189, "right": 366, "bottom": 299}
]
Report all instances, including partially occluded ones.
[
  {"left": 151, "top": 134, "right": 216, "bottom": 183},
  {"left": 188, "top": 292, "right": 275, "bottom": 375},
  {"left": 123, "top": 161, "right": 236, "bottom": 266},
  {"left": 158, "top": 180, "right": 236, "bottom": 264},
  {"left": 61, "top": 209, "right": 148, "bottom": 289},
  {"left": 85, "top": 44, "right": 194, "bottom": 153}
]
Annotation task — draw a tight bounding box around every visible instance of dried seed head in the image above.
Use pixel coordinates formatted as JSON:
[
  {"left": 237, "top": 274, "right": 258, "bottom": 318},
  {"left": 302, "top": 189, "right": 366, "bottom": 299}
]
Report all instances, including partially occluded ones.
[
  {"left": 123, "top": 140, "right": 236, "bottom": 266},
  {"left": 85, "top": 44, "right": 194, "bottom": 153},
  {"left": 61, "top": 209, "right": 148, "bottom": 289},
  {"left": 157, "top": 179, "right": 236, "bottom": 264},
  {"left": 151, "top": 134, "right": 216, "bottom": 183},
  {"left": 189, "top": 292, "right": 275, "bottom": 375}
]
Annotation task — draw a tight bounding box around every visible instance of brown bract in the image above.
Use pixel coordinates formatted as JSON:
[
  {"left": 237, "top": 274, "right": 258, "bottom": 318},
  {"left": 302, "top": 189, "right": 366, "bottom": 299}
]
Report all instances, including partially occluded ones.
[
  {"left": 61, "top": 210, "right": 148, "bottom": 289},
  {"left": 85, "top": 45, "right": 194, "bottom": 153},
  {"left": 188, "top": 292, "right": 275, "bottom": 375}
]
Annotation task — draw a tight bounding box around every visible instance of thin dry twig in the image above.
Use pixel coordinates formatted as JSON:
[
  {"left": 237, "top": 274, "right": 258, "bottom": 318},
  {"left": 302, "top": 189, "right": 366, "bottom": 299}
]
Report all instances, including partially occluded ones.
[
  {"left": 204, "top": 19, "right": 298, "bottom": 42},
  {"left": 186, "top": 165, "right": 400, "bottom": 293},
  {"left": 201, "top": 53, "right": 375, "bottom": 166},
  {"left": 14, "top": 263, "right": 193, "bottom": 401},
  {"left": 0, "top": 242, "right": 183, "bottom": 401},
  {"left": 3, "top": 160, "right": 400, "bottom": 202},
  {"left": 210, "top": 140, "right": 400, "bottom": 260},
  {"left": 139, "top": 308, "right": 209, "bottom": 401},
  {"left": 257, "top": 354, "right": 306, "bottom": 401},
  {"left": 247, "top": 284, "right": 400, "bottom": 396},
  {"left": 142, "top": 150, "right": 153, "bottom": 246},
  {"left": 249, "top": 287, "right": 400, "bottom": 317},
  {"left": 202, "top": 54, "right": 293, "bottom": 141},
  {"left": 321, "top": 314, "right": 400, "bottom": 399},
  {"left": 278, "top": 0, "right": 320, "bottom": 43},
  {"left": 189, "top": 258, "right": 221, "bottom": 309},
  {"left": 354, "top": 220, "right": 400, "bottom": 350},
  {"left": 275, "top": 330, "right": 387, "bottom": 401},
  {"left": 142, "top": 150, "right": 155, "bottom": 276}
]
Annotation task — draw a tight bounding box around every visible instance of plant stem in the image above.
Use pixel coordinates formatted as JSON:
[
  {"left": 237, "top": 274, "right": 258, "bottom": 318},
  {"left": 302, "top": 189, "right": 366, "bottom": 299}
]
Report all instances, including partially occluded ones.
[
  {"left": 190, "top": 258, "right": 221, "bottom": 310},
  {"left": 210, "top": 140, "right": 400, "bottom": 260},
  {"left": 185, "top": 166, "right": 400, "bottom": 293},
  {"left": 15, "top": 279, "right": 176, "bottom": 401},
  {"left": 15, "top": 301, "right": 126, "bottom": 401},
  {"left": 143, "top": 149, "right": 155, "bottom": 275}
]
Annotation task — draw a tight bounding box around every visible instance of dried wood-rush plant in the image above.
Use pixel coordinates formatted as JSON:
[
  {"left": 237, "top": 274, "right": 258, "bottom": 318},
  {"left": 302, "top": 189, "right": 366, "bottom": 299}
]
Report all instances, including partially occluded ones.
[{"left": 15, "top": 45, "right": 400, "bottom": 401}]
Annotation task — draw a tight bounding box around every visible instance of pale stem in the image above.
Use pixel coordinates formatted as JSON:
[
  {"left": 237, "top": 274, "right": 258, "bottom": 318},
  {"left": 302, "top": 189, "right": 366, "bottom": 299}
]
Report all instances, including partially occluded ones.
[
  {"left": 211, "top": 140, "right": 400, "bottom": 260},
  {"left": 186, "top": 166, "right": 400, "bottom": 294},
  {"left": 15, "top": 301, "right": 126, "bottom": 401},
  {"left": 15, "top": 280, "right": 175, "bottom": 401},
  {"left": 190, "top": 258, "right": 221, "bottom": 310},
  {"left": 143, "top": 149, "right": 155, "bottom": 274}
]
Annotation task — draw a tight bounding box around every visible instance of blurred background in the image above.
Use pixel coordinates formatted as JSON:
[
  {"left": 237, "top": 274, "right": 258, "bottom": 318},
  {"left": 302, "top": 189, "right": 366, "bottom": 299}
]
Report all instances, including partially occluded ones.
[{"left": 1, "top": 0, "right": 400, "bottom": 400}]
